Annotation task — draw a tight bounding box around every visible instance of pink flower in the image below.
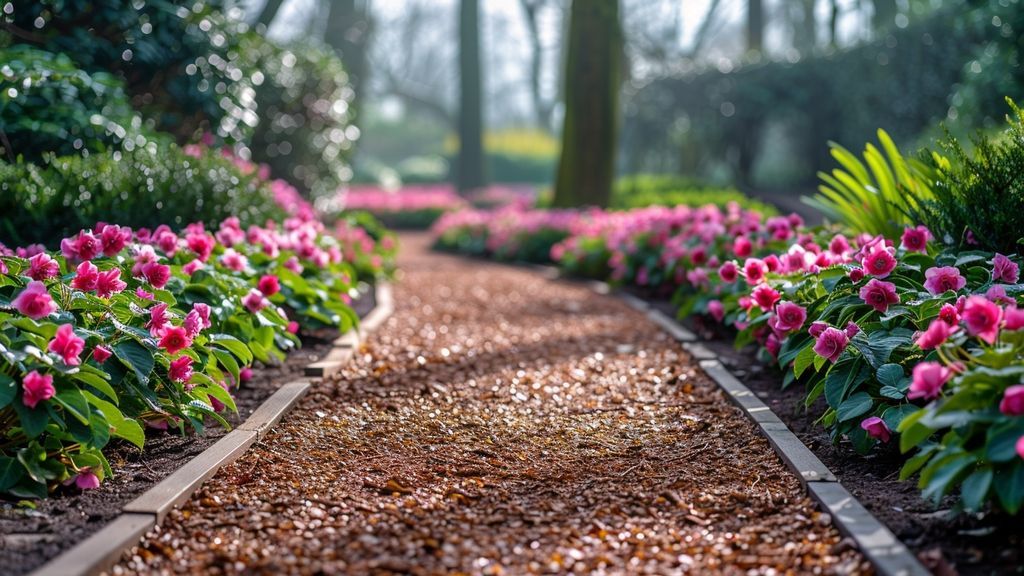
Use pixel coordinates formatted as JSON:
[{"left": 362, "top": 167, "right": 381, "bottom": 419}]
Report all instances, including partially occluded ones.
[
  {"left": 155, "top": 230, "right": 178, "bottom": 256},
  {"left": 900, "top": 226, "right": 930, "bottom": 253},
  {"left": 848, "top": 267, "right": 865, "bottom": 283},
  {"left": 283, "top": 257, "right": 303, "bottom": 274},
  {"left": 192, "top": 303, "right": 212, "bottom": 330},
  {"left": 209, "top": 380, "right": 232, "bottom": 413},
  {"left": 923, "top": 266, "right": 966, "bottom": 295},
  {"left": 182, "top": 260, "right": 204, "bottom": 276},
  {"left": 186, "top": 232, "right": 216, "bottom": 262},
  {"left": 751, "top": 284, "right": 781, "bottom": 312},
  {"left": 962, "top": 295, "right": 1002, "bottom": 344},
  {"left": 718, "top": 261, "right": 739, "bottom": 283},
  {"left": 92, "top": 345, "right": 112, "bottom": 364},
  {"left": 12, "top": 281, "right": 57, "bottom": 319},
  {"left": 100, "top": 224, "right": 130, "bottom": 257},
  {"left": 844, "top": 322, "right": 860, "bottom": 339},
  {"left": 861, "top": 246, "right": 897, "bottom": 278},
  {"left": 220, "top": 249, "right": 248, "bottom": 272},
  {"left": 744, "top": 258, "right": 767, "bottom": 284},
  {"left": 243, "top": 289, "right": 267, "bottom": 313},
  {"left": 168, "top": 356, "right": 194, "bottom": 383},
  {"left": 986, "top": 284, "right": 1015, "bottom": 305},
  {"left": 808, "top": 321, "right": 828, "bottom": 338},
  {"left": 908, "top": 362, "right": 952, "bottom": 400},
  {"left": 915, "top": 319, "right": 955, "bottom": 350},
  {"left": 860, "top": 416, "right": 891, "bottom": 443},
  {"left": 48, "top": 324, "right": 85, "bottom": 366},
  {"left": 707, "top": 299, "right": 725, "bottom": 322},
  {"left": 939, "top": 303, "right": 960, "bottom": 326},
  {"left": 1000, "top": 385, "right": 1024, "bottom": 416},
  {"left": 159, "top": 326, "right": 192, "bottom": 356},
  {"left": 135, "top": 287, "right": 154, "bottom": 300},
  {"left": 992, "top": 253, "right": 1020, "bottom": 284},
  {"left": 287, "top": 321, "right": 300, "bottom": 334},
  {"left": 829, "top": 234, "right": 851, "bottom": 255},
  {"left": 770, "top": 301, "right": 806, "bottom": 333},
  {"left": 1017, "top": 436, "right": 1024, "bottom": 460},
  {"left": 141, "top": 262, "right": 171, "bottom": 289},
  {"left": 813, "top": 327, "right": 849, "bottom": 363},
  {"left": 763, "top": 255, "right": 781, "bottom": 273},
  {"left": 27, "top": 253, "right": 60, "bottom": 280},
  {"left": 183, "top": 309, "right": 204, "bottom": 338},
  {"left": 765, "top": 333, "right": 781, "bottom": 358},
  {"left": 733, "top": 236, "right": 753, "bottom": 258},
  {"left": 240, "top": 366, "right": 253, "bottom": 382},
  {"left": 258, "top": 274, "right": 280, "bottom": 296},
  {"left": 73, "top": 469, "right": 101, "bottom": 490},
  {"left": 1004, "top": 306, "right": 1024, "bottom": 331},
  {"left": 96, "top": 269, "right": 127, "bottom": 298},
  {"left": 71, "top": 261, "right": 99, "bottom": 292},
  {"left": 61, "top": 231, "right": 100, "bottom": 262},
  {"left": 147, "top": 303, "right": 170, "bottom": 336},
  {"left": 22, "top": 371, "right": 55, "bottom": 409},
  {"left": 859, "top": 278, "right": 900, "bottom": 313}
]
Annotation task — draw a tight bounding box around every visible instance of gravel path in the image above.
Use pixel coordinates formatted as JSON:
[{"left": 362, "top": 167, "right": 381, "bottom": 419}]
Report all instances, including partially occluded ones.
[{"left": 109, "top": 234, "right": 868, "bottom": 575}]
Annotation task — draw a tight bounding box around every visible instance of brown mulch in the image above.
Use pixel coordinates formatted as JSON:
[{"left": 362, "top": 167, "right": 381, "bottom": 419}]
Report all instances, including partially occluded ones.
[{"left": 108, "top": 234, "right": 869, "bottom": 575}]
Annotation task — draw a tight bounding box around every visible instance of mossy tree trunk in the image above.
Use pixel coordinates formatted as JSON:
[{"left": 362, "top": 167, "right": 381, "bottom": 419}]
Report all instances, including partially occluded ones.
[
  {"left": 552, "top": 0, "right": 620, "bottom": 208},
  {"left": 456, "top": 0, "right": 486, "bottom": 195}
]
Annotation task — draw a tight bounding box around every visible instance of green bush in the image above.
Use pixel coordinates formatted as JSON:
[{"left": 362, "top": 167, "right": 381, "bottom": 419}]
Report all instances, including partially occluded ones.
[
  {"left": 0, "top": 146, "right": 283, "bottom": 247},
  {"left": 244, "top": 38, "right": 356, "bottom": 198},
  {"left": 0, "top": 46, "right": 146, "bottom": 161},
  {"left": 2, "top": 0, "right": 258, "bottom": 144},
  {"left": 911, "top": 101, "right": 1024, "bottom": 254},
  {"left": 611, "top": 174, "right": 778, "bottom": 214}
]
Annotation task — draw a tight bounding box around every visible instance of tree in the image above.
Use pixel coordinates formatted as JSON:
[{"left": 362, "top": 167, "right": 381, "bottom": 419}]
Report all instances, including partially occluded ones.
[
  {"left": 456, "top": 0, "right": 486, "bottom": 194},
  {"left": 253, "top": 0, "right": 286, "bottom": 30},
  {"left": 747, "top": 0, "right": 763, "bottom": 53},
  {"left": 324, "top": 0, "right": 372, "bottom": 111},
  {"left": 518, "top": 0, "right": 556, "bottom": 131},
  {"left": 552, "top": 0, "right": 620, "bottom": 208}
]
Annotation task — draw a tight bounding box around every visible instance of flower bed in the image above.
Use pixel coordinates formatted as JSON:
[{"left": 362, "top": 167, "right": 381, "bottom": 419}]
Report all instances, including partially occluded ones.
[
  {"left": 340, "top": 184, "right": 535, "bottom": 230},
  {"left": 0, "top": 210, "right": 387, "bottom": 498},
  {"left": 431, "top": 201, "right": 1024, "bottom": 515}
]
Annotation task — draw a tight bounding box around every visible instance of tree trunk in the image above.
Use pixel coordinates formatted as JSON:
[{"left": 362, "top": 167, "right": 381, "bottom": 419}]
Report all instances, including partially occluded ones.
[
  {"left": 828, "top": 0, "right": 839, "bottom": 47},
  {"left": 519, "top": 0, "right": 553, "bottom": 131},
  {"left": 870, "top": 0, "right": 897, "bottom": 33},
  {"left": 456, "top": 0, "right": 486, "bottom": 194},
  {"left": 746, "top": 0, "right": 763, "bottom": 53},
  {"left": 793, "top": 0, "right": 817, "bottom": 53},
  {"left": 552, "top": 0, "right": 620, "bottom": 208},
  {"left": 324, "top": 0, "right": 372, "bottom": 113},
  {"left": 254, "top": 0, "right": 286, "bottom": 30}
]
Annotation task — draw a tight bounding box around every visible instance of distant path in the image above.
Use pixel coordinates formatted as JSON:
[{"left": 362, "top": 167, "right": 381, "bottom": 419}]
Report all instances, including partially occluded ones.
[{"left": 111, "top": 233, "right": 864, "bottom": 574}]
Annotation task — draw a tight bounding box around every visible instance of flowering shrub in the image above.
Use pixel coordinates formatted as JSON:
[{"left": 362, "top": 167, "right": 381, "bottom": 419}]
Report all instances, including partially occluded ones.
[
  {"left": 344, "top": 185, "right": 469, "bottom": 229},
  {"left": 433, "top": 205, "right": 585, "bottom": 263},
  {"left": 0, "top": 214, "right": 365, "bottom": 498},
  {"left": 433, "top": 198, "right": 1024, "bottom": 513}
]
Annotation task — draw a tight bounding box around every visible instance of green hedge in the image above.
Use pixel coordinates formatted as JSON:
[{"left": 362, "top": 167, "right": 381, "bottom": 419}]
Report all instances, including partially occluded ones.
[{"left": 0, "top": 146, "right": 283, "bottom": 247}]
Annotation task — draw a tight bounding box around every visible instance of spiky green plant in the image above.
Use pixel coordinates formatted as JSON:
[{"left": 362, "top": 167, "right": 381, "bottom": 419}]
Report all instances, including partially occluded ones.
[{"left": 804, "top": 129, "right": 934, "bottom": 238}]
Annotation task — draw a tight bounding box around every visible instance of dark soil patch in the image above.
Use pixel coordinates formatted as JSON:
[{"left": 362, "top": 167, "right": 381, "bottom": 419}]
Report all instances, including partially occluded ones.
[
  {"left": 0, "top": 286, "right": 377, "bottom": 576},
  {"left": 639, "top": 294, "right": 1023, "bottom": 576}
]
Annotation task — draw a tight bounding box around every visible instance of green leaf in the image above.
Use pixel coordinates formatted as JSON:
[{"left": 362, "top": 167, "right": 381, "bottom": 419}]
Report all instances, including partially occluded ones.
[
  {"left": 793, "top": 345, "right": 817, "bottom": 379},
  {"left": 72, "top": 369, "right": 118, "bottom": 405},
  {"left": 920, "top": 453, "right": 975, "bottom": 504},
  {"left": 881, "top": 404, "right": 919, "bottom": 431},
  {"left": 54, "top": 389, "right": 91, "bottom": 426},
  {"left": 210, "top": 334, "right": 253, "bottom": 365},
  {"left": 994, "top": 460, "right": 1024, "bottom": 514},
  {"left": 114, "top": 340, "right": 154, "bottom": 384},
  {"left": 824, "top": 357, "right": 868, "bottom": 408},
  {"left": 960, "top": 467, "right": 993, "bottom": 512},
  {"left": 836, "top": 392, "right": 873, "bottom": 422},
  {"left": 987, "top": 422, "right": 1024, "bottom": 463},
  {"left": 899, "top": 445, "right": 938, "bottom": 480},
  {"left": 11, "top": 402, "right": 49, "bottom": 438},
  {"left": 0, "top": 374, "right": 15, "bottom": 408},
  {"left": 879, "top": 385, "right": 905, "bottom": 400},
  {"left": 0, "top": 456, "right": 23, "bottom": 491},
  {"left": 876, "top": 363, "right": 905, "bottom": 388}
]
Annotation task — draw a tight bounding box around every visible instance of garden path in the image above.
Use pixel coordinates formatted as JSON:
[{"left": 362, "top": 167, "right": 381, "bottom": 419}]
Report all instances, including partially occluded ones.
[{"left": 110, "top": 233, "right": 866, "bottom": 575}]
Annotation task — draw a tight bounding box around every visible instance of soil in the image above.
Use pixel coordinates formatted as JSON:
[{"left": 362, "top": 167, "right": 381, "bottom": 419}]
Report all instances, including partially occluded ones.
[
  {"left": 638, "top": 296, "right": 1023, "bottom": 576},
  {"left": 0, "top": 287, "right": 376, "bottom": 576},
  {"left": 109, "top": 234, "right": 867, "bottom": 575}
]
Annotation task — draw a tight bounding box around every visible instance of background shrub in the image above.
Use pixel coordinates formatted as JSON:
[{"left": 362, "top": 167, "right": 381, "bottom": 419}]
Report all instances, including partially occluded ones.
[
  {"left": 0, "top": 146, "right": 283, "bottom": 247},
  {"left": 0, "top": 46, "right": 145, "bottom": 161}
]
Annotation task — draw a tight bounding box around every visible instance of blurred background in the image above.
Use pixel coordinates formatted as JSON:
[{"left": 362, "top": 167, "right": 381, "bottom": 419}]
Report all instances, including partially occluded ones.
[{"left": 1, "top": 0, "right": 1021, "bottom": 229}]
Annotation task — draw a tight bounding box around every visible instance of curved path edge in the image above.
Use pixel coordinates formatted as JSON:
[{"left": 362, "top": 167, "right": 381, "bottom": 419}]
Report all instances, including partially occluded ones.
[
  {"left": 564, "top": 268, "right": 931, "bottom": 576},
  {"left": 27, "top": 283, "right": 395, "bottom": 576}
]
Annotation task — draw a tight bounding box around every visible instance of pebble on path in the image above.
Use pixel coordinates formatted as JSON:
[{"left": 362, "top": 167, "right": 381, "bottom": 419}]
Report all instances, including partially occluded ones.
[{"left": 109, "top": 234, "right": 870, "bottom": 575}]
